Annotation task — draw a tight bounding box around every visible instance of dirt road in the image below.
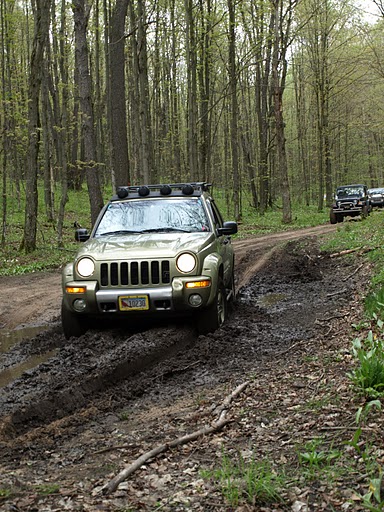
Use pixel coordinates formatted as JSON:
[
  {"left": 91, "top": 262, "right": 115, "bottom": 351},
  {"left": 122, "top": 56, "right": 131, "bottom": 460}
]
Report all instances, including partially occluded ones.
[
  {"left": 0, "top": 224, "right": 337, "bottom": 330},
  {"left": 2, "top": 221, "right": 374, "bottom": 512}
]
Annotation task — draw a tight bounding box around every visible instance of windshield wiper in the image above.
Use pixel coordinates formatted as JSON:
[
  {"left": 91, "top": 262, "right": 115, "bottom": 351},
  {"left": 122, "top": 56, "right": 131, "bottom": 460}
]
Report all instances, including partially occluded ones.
[
  {"left": 97, "top": 230, "right": 143, "bottom": 236},
  {"left": 140, "top": 227, "right": 192, "bottom": 233}
]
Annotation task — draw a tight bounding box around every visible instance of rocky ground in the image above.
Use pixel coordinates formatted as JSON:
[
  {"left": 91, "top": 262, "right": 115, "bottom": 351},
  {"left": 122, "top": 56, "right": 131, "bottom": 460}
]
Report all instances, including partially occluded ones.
[{"left": 0, "top": 224, "right": 382, "bottom": 512}]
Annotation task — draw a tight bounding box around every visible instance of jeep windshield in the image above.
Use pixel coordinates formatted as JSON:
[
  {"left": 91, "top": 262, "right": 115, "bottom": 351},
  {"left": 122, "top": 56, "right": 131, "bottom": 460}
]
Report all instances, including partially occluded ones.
[
  {"left": 94, "top": 198, "right": 211, "bottom": 237},
  {"left": 335, "top": 186, "right": 364, "bottom": 199}
]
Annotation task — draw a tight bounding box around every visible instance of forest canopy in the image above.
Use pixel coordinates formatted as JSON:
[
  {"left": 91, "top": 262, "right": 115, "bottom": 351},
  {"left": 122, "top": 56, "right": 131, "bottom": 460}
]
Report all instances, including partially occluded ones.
[{"left": 0, "top": 0, "right": 383, "bottom": 251}]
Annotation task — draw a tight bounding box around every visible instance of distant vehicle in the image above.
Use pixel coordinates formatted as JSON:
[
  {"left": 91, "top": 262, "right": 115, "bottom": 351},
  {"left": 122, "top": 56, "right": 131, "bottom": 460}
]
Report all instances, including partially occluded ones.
[
  {"left": 61, "top": 182, "right": 238, "bottom": 339},
  {"left": 330, "top": 184, "right": 370, "bottom": 224},
  {"left": 368, "top": 188, "right": 384, "bottom": 208}
]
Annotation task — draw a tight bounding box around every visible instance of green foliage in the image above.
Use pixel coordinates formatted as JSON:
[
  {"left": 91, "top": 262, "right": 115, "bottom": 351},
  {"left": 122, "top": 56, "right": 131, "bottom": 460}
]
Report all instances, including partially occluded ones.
[
  {"left": 35, "top": 483, "right": 60, "bottom": 495},
  {"left": 359, "top": 471, "right": 384, "bottom": 512},
  {"left": 202, "top": 451, "right": 285, "bottom": 507},
  {"left": 365, "top": 290, "right": 384, "bottom": 321},
  {"left": 348, "top": 332, "right": 384, "bottom": 399},
  {"left": 298, "top": 438, "right": 341, "bottom": 478},
  {"left": 0, "top": 488, "right": 11, "bottom": 498}
]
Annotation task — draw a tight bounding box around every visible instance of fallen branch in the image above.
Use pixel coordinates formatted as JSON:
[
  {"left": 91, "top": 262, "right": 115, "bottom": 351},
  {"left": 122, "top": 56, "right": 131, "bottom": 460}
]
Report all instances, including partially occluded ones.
[
  {"left": 330, "top": 246, "right": 378, "bottom": 259},
  {"left": 101, "top": 381, "right": 249, "bottom": 495},
  {"left": 342, "top": 262, "right": 365, "bottom": 282},
  {"left": 329, "top": 247, "right": 361, "bottom": 258}
]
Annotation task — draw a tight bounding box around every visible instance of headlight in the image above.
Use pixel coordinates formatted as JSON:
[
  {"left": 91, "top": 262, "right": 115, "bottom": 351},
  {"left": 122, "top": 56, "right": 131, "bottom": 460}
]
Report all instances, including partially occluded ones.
[
  {"left": 176, "top": 253, "right": 196, "bottom": 273},
  {"left": 77, "top": 257, "right": 95, "bottom": 277}
]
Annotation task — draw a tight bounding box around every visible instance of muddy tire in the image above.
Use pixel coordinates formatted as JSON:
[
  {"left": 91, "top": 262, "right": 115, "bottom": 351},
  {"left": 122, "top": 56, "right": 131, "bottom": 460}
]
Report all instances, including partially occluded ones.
[
  {"left": 196, "top": 279, "right": 227, "bottom": 335},
  {"left": 361, "top": 205, "right": 368, "bottom": 219},
  {"left": 330, "top": 209, "right": 337, "bottom": 224},
  {"left": 61, "top": 301, "right": 88, "bottom": 339},
  {"left": 227, "top": 268, "right": 236, "bottom": 303}
]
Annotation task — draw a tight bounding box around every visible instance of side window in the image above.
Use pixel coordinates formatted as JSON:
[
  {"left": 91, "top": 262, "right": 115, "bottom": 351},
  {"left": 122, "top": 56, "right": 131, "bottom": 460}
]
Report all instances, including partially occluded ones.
[{"left": 209, "top": 200, "right": 224, "bottom": 232}]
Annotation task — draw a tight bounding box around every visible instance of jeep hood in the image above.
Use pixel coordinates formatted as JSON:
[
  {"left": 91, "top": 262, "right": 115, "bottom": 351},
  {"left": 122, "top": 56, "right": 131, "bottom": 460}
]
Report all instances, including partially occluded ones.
[{"left": 75, "top": 232, "right": 215, "bottom": 260}]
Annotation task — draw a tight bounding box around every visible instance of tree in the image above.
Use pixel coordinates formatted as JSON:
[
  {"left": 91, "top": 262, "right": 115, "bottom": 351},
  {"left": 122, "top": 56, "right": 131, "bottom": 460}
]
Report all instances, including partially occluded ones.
[
  {"left": 23, "top": 0, "right": 51, "bottom": 253},
  {"left": 72, "top": 0, "right": 104, "bottom": 226}
]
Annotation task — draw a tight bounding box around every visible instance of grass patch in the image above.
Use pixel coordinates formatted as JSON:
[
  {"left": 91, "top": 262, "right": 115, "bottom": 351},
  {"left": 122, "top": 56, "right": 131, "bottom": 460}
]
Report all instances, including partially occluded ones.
[{"left": 202, "top": 451, "right": 285, "bottom": 507}]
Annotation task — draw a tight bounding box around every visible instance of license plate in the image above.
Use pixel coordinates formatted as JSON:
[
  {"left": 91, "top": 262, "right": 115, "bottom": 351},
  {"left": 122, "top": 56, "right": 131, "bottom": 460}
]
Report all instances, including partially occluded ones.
[{"left": 119, "top": 295, "right": 149, "bottom": 311}]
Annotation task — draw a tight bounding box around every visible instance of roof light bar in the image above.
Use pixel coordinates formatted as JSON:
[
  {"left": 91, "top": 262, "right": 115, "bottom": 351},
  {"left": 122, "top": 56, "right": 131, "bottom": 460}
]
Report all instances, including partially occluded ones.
[{"left": 114, "top": 182, "right": 212, "bottom": 199}]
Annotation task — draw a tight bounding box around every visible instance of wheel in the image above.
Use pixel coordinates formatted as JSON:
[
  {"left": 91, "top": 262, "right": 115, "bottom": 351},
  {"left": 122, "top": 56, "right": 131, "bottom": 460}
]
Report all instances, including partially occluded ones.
[
  {"left": 361, "top": 205, "right": 368, "bottom": 219},
  {"left": 330, "top": 209, "right": 337, "bottom": 224},
  {"left": 61, "top": 300, "right": 88, "bottom": 339},
  {"left": 196, "top": 278, "right": 228, "bottom": 335}
]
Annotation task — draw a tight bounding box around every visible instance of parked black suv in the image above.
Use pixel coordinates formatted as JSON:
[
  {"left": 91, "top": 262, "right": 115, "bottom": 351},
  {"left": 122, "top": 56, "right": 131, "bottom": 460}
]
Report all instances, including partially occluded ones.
[{"left": 330, "top": 184, "right": 370, "bottom": 224}]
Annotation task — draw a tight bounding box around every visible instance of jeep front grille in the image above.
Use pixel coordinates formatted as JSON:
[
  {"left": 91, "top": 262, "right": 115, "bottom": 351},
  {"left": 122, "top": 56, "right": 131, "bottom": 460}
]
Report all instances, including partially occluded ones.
[{"left": 100, "top": 260, "right": 171, "bottom": 287}]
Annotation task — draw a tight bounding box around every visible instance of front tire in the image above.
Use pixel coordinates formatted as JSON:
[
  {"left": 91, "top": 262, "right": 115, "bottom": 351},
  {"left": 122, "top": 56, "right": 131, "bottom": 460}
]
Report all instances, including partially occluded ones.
[
  {"left": 330, "top": 209, "right": 337, "bottom": 224},
  {"left": 61, "top": 301, "right": 88, "bottom": 339},
  {"left": 196, "top": 279, "right": 228, "bottom": 335}
]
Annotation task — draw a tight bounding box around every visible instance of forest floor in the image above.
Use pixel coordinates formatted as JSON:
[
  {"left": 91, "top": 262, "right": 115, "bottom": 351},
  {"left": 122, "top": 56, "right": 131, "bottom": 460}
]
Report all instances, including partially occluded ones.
[{"left": 1, "top": 223, "right": 382, "bottom": 512}]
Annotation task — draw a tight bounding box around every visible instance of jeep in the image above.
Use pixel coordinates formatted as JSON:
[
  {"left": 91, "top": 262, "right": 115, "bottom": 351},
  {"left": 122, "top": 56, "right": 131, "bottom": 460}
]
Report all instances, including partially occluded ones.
[
  {"left": 61, "top": 183, "right": 237, "bottom": 339},
  {"left": 330, "top": 184, "right": 370, "bottom": 224}
]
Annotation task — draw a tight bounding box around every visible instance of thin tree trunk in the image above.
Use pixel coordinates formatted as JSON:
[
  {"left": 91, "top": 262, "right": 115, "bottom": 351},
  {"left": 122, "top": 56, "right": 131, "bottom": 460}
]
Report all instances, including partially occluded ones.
[
  {"left": 109, "top": 0, "right": 130, "bottom": 187},
  {"left": 73, "top": 0, "right": 104, "bottom": 226},
  {"left": 23, "top": 0, "right": 51, "bottom": 253},
  {"left": 227, "top": 0, "right": 240, "bottom": 221}
]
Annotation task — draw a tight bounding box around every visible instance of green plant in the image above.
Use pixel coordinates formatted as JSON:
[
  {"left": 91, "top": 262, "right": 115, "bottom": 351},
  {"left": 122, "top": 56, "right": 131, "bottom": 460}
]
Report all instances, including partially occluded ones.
[
  {"left": 35, "top": 483, "right": 60, "bottom": 495},
  {"left": 0, "top": 488, "right": 11, "bottom": 498},
  {"left": 298, "top": 439, "right": 341, "bottom": 480},
  {"left": 203, "top": 451, "right": 284, "bottom": 507},
  {"left": 348, "top": 333, "right": 384, "bottom": 398},
  {"left": 365, "top": 289, "right": 384, "bottom": 321},
  {"left": 359, "top": 471, "right": 384, "bottom": 511},
  {"left": 119, "top": 410, "right": 130, "bottom": 421}
]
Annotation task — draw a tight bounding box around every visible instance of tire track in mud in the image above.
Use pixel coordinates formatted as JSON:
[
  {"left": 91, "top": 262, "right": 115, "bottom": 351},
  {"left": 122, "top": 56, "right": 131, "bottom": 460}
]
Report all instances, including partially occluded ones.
[
  {"left": 0, "top": 325, "right": 196, "bottom": 440},
  {"left": 0, "top": 224, "right": 338, "bottom": 441}
]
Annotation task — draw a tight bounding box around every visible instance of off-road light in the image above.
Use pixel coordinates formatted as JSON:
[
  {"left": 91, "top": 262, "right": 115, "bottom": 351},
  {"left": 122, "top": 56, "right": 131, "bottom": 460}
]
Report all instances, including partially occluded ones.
[
  {"left": 117, "top": 187, "right": 128, "bottom": 198},
  {"left": 182, "top": 184, "right": 194, "bottom": 195},
  {"left": 189, "top": 294, "right": 203, "bottom": 307},
  {"left": 185, "top": 280, "right": 211, "bottom": 289},
  {"left": 138, "top": 186, "right": 150, "bottom": 196},
  {"left": 66, "top": 286, "right": 86, "bottom": 294},
  {"left": 176, "top": 253, "right": 196, "bottom": 273},
  {"left": 160, "top": 185, "right": 172, "bottom": 195},
  {"left": 73, "top": 299, "right": 87, "bottom": 312},
  {"left": 77, "top": 257, "right": 95, "bottom": 277}
]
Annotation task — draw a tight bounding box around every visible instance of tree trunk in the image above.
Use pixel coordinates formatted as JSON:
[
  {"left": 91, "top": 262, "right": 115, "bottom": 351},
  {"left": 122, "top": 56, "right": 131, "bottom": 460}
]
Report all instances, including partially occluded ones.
[
  {"left": 227, "top": 0, "right": 240, "bottom": 221},
  {"left": 72, "top": 0, "right": 104, "bottom": 227},
  {"left": 109, "top": 0, "right": 130, "bottom": 188},
  {"left": 185, "top": 0, "right": 199, "bottom": 180},
  {"left": 23, "top": 0, "right": 51, "bottom": 253}
]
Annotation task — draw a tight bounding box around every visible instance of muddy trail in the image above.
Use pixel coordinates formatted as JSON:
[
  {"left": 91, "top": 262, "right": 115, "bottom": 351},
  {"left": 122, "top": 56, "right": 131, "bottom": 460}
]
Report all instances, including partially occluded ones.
[{"left": 1, "top": 223, "right": 374, "bottom": 512}]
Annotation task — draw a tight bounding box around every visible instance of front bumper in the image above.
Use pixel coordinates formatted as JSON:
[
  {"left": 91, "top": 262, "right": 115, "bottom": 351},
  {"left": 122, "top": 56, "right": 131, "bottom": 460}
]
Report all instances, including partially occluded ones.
[{"left": 62, "top": 276, "right": 215, "bottom": 316}]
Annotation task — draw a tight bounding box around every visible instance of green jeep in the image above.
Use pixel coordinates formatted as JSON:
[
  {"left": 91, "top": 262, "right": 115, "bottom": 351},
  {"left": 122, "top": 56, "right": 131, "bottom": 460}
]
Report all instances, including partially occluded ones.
[{"left": 61, "top": 183, "right": 237, "bottom": 339}]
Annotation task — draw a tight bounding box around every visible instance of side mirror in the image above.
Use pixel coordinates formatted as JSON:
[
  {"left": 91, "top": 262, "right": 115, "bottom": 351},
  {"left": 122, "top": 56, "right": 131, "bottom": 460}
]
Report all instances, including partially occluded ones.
[
  {"left": 75, "top": 228, "right": 90, "bottom": 242},
  {"left": 218, "top": 221, "right": 238, "bottom": 236}
]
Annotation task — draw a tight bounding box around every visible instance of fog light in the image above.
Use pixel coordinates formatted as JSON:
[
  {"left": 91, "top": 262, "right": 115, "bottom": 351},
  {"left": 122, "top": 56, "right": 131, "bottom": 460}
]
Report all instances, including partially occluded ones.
[
  {"left": 189, "top": 294, "right": 203, "bottom": 307},
  {"left": 73, "top": 299, "right": 87, "bottom": 312}
]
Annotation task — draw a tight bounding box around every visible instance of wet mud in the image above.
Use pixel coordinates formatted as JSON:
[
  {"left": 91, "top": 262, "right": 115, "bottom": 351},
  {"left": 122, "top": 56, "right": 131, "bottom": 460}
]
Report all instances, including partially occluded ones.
[
  {"left": 0, "top": 231, "right": 368, "bottom": 512},
  {"left": 0, "top": 236, "right": 353, "bottom": 443}
]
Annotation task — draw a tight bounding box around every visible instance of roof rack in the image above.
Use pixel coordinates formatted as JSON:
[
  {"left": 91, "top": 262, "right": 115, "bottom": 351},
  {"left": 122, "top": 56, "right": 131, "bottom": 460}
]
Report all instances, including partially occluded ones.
[{"left": 113, "top": 182, "right": 212, "bottom": 200}]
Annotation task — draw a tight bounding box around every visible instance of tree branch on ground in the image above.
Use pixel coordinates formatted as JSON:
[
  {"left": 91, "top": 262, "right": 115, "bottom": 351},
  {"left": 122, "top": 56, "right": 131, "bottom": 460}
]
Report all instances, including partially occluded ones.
[{"left": 101, "top": 381, "right": 249, "bottom": 495}]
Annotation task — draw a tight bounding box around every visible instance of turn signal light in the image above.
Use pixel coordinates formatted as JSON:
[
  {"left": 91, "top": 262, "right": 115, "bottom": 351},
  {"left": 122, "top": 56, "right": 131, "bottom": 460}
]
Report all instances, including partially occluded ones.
[
  {"left": 185, "top": 280, "right": 211, "bottom": 289},
  {"left": 66, "top": 286, "right": 86, "bottom": 294}
]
